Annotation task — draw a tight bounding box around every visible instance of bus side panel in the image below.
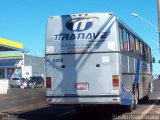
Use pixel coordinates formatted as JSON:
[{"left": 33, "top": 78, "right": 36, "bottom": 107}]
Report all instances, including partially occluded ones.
[
  {"left": 120, "top": 54, "right": 151, "bottom": 105},
  {"left": 120, "top": 54, "right": 133, "bottom": 105}
]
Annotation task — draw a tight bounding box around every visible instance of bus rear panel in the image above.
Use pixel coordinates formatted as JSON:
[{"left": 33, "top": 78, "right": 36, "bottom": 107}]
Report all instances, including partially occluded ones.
[
  {"left": 45, "top": 13, "right": 121, "bottom": 105},
  {"left": 46, "top": 53, "right": 120, "bottom": 105}
]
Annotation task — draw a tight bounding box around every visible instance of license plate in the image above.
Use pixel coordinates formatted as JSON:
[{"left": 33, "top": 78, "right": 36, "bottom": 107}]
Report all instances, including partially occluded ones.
[{"left": 75, "top": 82, "right": 88, "bottom": 90}]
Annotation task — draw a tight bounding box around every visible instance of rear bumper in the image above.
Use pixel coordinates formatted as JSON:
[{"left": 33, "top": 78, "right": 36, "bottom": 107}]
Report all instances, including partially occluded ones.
[{"left": 46, "top": 95, "right": 121, "bottom": 105}]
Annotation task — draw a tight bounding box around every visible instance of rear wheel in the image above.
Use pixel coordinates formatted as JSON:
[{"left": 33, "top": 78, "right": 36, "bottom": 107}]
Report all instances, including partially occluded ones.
[
  {"left": 126, "top": 87, "right": 139, "bottom": 112},
  {"left": 143, "top": 95, "right": 149, "bottom": 101},
  {"left": 133, "top": 87, "right": 139, "bottom": 109},
  {"left": 143, "top": 82, "right": 152, "bottom": 101}
]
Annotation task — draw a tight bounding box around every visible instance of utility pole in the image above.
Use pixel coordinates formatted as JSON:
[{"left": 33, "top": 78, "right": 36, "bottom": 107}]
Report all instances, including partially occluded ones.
[{"left": 157, "top": 0, "right": 160, "bottom": 51}]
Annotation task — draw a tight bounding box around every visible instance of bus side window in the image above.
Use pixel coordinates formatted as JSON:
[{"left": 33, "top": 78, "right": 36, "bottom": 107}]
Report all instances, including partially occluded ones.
[
  {"left": 127, "top": 32, "right": 130, "bottom": 51},
  {"left": 122, "top": 29, "right": 129, "bottom": 51},
  {"left": 118, "top": 26, "right": 123, "bottom": 50},
  {"left": 140, "top": 42, "right": 143, "bottom": 57},
  {"left": 129, "top": 34, "right": 135, "bottom": 52},
  {"left": 143, "top": 45, "right": 146, "bottom": 60},
  {"left": 142, "top": 44, "right": 147, "bottom": 61},
  {"left": 148, "top": 47, "right": 151, "bottom": 62},
  {"left": 147, "top": 47, "right": 149, "bottom": 62},
  {"left": 135, "top": 38, "right": 140, "bottom": 55},
  {"left": 145, "top": 45, "right": 148, "bottom": 61}
]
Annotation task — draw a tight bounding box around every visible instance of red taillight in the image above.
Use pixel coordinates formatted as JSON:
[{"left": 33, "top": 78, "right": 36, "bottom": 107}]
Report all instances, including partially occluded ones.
[
  {"left": 112, "top": 75, "right": 119, "bottom": 89},
  {"left": 46, "top": 77, "right": 51, "bottom": 88}
]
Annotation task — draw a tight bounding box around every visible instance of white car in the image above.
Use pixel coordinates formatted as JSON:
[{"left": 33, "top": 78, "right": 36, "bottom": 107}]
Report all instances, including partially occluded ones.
[{"left": 10, "top": 77, "right": 24, "bottom": 87}]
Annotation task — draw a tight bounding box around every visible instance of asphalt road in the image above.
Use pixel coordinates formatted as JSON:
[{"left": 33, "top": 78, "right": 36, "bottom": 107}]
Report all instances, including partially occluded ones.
[{"left": 0, "top": 80, "right": 160, "bottom": 120}]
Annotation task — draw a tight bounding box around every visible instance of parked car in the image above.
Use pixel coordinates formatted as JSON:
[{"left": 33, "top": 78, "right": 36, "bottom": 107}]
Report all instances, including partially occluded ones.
[
  {"left": 10, "top": 77, "right": 25, "bottom": 87},
  {"left": 28, "top": 76, "right": 44, "bottom": 88}
]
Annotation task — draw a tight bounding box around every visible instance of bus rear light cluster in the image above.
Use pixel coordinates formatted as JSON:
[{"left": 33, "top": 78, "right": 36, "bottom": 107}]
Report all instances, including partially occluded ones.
[
  {"left": 46, "top": 77, "right": 51, "bottom": 88},
  {"left": 112, "top": 75, "right": 120, "bottom": 89}
]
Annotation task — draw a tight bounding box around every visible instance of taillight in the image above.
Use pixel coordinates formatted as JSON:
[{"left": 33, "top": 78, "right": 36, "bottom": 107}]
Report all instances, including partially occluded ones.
[
  {"left": 112, "top": 75, "right": 119, "bottom": 89},
  {"left": 46, "top": 77, "right": 51, "bottom": 88}
]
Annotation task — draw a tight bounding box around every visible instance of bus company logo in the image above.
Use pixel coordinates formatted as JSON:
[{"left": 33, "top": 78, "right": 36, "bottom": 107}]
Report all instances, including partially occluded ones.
[{"left": 66, "top": 17, "right": 98, "bottom": 32}]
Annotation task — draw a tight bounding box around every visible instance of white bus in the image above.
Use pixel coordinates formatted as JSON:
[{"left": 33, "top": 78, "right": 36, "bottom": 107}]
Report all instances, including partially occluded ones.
[{"left": 45, "top": 13, "right": 153, "bottom": 112}]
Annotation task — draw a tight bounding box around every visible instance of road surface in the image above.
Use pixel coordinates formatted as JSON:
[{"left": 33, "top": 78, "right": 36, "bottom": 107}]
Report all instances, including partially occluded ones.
[{"left": 0, "top": 80, "right": 160, "bottom": 120}]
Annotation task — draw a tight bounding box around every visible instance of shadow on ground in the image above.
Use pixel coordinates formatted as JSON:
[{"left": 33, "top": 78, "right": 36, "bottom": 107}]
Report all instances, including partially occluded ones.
[{"left": 17, "top": 105, "right": 127, "bottom": 120}]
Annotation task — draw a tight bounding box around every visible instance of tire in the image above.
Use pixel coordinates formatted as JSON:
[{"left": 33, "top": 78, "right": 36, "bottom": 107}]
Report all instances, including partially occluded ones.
[
  {"left": 20, "top": 85, "right": 25, "bottom": 89},
  {"left": 143, "top": 95, "right": 149, "bottom": 101},
  {"left": 126, "top": 87, "right": 139, "bottom": 112},
  {"left": 133, "top": 87, "right": 139, "bottom": 109},
  {"left": 29, "top": 83, "right": 35, "bottom": 89},
  {"left": 40, "top": 82, "right": 44, "bottom": 88},
  {"left": 149, "top": 82, "right": 153, "bottom": 94},
  {"left": 143, "top": 83, "right": 152, "bottom": 101}
]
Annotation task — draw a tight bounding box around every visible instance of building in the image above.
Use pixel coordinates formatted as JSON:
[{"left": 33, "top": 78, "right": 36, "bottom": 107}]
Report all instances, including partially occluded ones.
[
  {"left": 0, "top": 38, "right": 23, "bottom": 51},
  {"left": 0, "top": 54, "right": 45, "bottom": 80}
]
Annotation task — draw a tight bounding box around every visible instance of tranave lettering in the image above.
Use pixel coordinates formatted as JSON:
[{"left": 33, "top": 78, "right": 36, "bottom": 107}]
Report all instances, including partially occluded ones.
[{"left": 53, "top": 32, "right": 108, "bottom": 41}]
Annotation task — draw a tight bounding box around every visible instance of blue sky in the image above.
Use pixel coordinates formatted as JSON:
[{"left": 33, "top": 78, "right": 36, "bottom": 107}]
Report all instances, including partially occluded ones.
[{"left": 0, "top": 0, "right": 159, "bottom": 74}]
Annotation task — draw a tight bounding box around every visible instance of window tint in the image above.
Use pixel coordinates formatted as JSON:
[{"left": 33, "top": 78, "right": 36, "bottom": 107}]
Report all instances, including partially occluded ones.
[
  {"left": 140, "top": 42, "right": 143, "bottom": 56},
  {"left": 129, "top": 35, "right": 135, "bottom": 52},
  {"left": 135, "top": 38, "right": 140, "bottom": 54},
  {"left": 122, "top": 29, "right": 128, "bottom": 51},
  {"left": 119, "top": 27, "right": 123, "bottom": 50},
  {"left": 147, "top": 47, "right": 151, "bottom": 62},
  {"left": 127, "top": 33, "right": 130, "bottom": 51},
  {"left": 142, "top": 45, "right": 147, "bottom": 60}
]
